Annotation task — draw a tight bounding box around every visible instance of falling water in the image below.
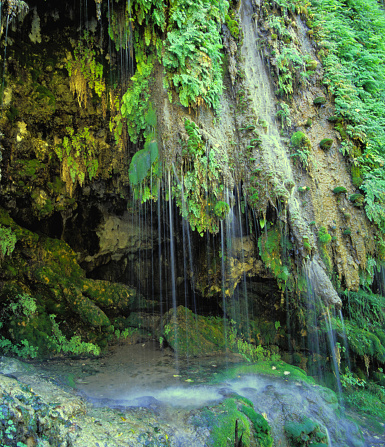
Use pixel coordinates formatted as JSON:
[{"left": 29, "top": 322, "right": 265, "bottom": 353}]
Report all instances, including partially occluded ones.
[
  {"left": 338, "top": 309, "right": 351, "bottom": 372},
  {"left": 0, "top": 14, "right": 9, "bottom": 108},
  {"left": 168, "top": 170, "right": 179, "bottom": 367},
  {"left": 324, "top": 308, "right": 343, "bottom": 399}
]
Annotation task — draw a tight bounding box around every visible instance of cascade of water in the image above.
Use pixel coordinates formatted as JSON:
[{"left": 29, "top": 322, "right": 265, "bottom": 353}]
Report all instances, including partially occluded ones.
[
  {"left": 220, "top": 219, "right": 229, "bottom": 353},
  {"left": 305, "top": 263, "right": 343, "bottom": 398},
  {"left": 0, "top": 14, "right": 9, "bottom": 107},
  {"left": 168, "top": 170, "right": 178, "bottom": 366},
  {"left": 338, "top": 309, "right": 351, "bottom": 372},
  {"left": 324, "top": 308, "right": 343, "bottom": 400}
]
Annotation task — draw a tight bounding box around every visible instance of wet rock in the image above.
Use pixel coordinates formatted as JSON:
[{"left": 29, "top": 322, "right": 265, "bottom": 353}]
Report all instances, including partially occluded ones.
[
  {"left": 162, "top": 306, "right": 226, "bottom": 357},
  {"left": 305, "top": 257, "right": 342, "bottom": 308}
]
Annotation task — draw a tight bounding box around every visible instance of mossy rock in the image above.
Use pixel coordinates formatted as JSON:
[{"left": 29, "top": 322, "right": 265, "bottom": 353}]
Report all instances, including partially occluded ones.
[
  {"left": 162, "top": 306, "right": 226, "bottom": 356},
  {"left": 290, "top": 131, "right": 311, "bottom": 149},
  {"left": 197, "top": 396, "right": 273, "bottom": 447},
  {"left": 319, "top": 138, "right": 333, "bottom": 150},
  {"left": 306, "top": 60, "right": 318, "bottom": 71},
  {"left": 349, "top": 193, "right": 364, "bottom": 207},
  {"left": 81, "top": 279, "right": 139, "bottom": 316},
  {"left": 333, "top": 186, "right": 347, "bottom": 194},
  {"left": 351, "top": 165, "right": 363, "bottom": 188},
  {"left": 304, "top": 118, "right": 312, "bottom": 127},
  {"left": 327, "top": 115, "right": 342, "bottom": 123},
  {"left": 313, "top": 96, "right": 327, "bottom": 105},
  {"left": 285, "top": 416, "right": 328, "bottom": 446},
  {"left": 0, "top": 208, "right": 146, "bottom": 356}
]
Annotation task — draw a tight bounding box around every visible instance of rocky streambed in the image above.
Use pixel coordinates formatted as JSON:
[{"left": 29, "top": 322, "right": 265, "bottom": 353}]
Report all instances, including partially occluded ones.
[{"left": 1, "top": 340, "right": 383, "bottom": 447}]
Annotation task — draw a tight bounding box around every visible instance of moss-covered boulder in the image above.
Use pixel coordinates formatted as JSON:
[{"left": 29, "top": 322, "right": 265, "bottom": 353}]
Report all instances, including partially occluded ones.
[
  {"left": 285, "top": 416, "right": 328, "bottom": 446},
  {"left": 162, "top": 306, "right": 226, "bottom": 356},
  {"left": 290, "top": 131, "right": 311, "bottom": 149},
  {"left": 0, "top": 208, "right": 145, "bottom": 357},
  {"left": 195, "top": 396, "right": 273, "bottom": 447}
]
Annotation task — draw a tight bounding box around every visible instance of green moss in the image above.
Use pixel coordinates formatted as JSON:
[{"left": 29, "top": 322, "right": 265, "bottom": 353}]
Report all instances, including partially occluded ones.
[
  {"left": 319, "top": 138, "right": 333, "bottom": 150},
  {"left": 212, "top": 361, "right": 316, "bottom": 385},
  {"left": 327, "top": 115, "right": 342, "bottom": 123},
  {"left": 318, "top": 226, "right": 332, "bottom": 244},
  {"left": 225, "top": 14, "right": 240, "bottom": 39},
  {"left": 258, "top": 226, "right": 290, "bottom": 290},
  {"left": 306, "top": 60, "right": 318, "bottom": 71},
  {"left": 0, "top": 209, "right": 144, "bottom": 357},
  {"left": 349, "top": 193, "right": 365, "bottom": 207},
  {"left": 313, "top": 96, "right": 327, "bottom": 105},
  {"left": 240, "top": 404, "right": 273, "bottom": 447},
  {"left": 285, "top": 416, "right": 328, "bottom": 446},
  {"left": 351, "top": 165, "right": 363, "bottom": 188},
  {"left": 291, "top": 131, "right": 311, "bottom": 149},
  {"left": 333, "top": 186, "right": 347, "bottom": 194},
  {"left": 163, "top": 306, "right": 226, "bottom": 357}
]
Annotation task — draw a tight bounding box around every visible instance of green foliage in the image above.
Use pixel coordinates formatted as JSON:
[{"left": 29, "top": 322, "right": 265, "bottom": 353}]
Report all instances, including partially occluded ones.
[
  {"left": 318, "top": 226, "right": 331, "bottom": 244},
  {"left": 228, "top": 322, "right": 273, "bottom": 362},
  {"left": 290, "top": 132, "right": 312, "bottom": 167},
  {"left": 285, "top": 416, "right": 328, "bottom": 447},
  {"left": 276, "top": 46, "right": 306, "bottom": 97},
  {"left": 54, "top": 127, "right": 98, "bottom": 193},
  {"left": 0, "top": 293, "right": 39, "bottom": 358},
  {"left": 162, "top": 0, "right": 229, "bottom": 109},
  {"left": 171, "top": 119, "right": 229, "bottom": 235},
  {"left": 128, "top": 101, "right": 161, "bottom": 202},
  {"left": 310, "top": 0, "right": 385, "bottom": 233},
  {"left": 0, "top": 328, "right": 39, "bottom": 358},
  {"left": 340, "top": 367, "right": 366, "bottom": 389},
  {"left": 276, "top": 101, "right": 292, "bottom": 128},
  {"left": 48, "top": 315, "right": 101, "bottom": 356},
  {"left": 258, "top": 225, "right": 290, "bottom": 290},
  {"left": 121, "top": 59, "right": 154, "bottom": 144},
  {"left": 333, "top": 186, "right": 347, "bottom": 194},
  {"left": 66, "top": 31, "right": 106, "bottom": 102},
  {"left": 0, "top": 225, "right": 16, "bottom": 258},
  {"left": 129, "top": 140, "right": 158, "bottom": 186}
]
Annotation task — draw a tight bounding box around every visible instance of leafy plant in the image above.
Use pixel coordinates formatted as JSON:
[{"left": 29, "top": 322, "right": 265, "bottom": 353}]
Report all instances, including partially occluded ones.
[
  {"left": 0, "top": 225, "right": 16, "bottom": 258},
  {"left": 54, "top": 127, "right": 99, "bottom": 195},
  {"left": 171, "top": 119, "right": 229, "bottom": 235},
  {"left": 48, "top": 314, "right": 101, "bottom": 356},
  {"left": 121, "top": 58, "right": 154, "bottom": 144},
  {"left": 162, "top": 0, "right": 229, "bottom": 110}
]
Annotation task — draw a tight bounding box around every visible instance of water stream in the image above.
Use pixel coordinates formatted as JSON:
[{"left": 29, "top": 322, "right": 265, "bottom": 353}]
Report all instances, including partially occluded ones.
[{"left": 22, "top": 340, "right": 367, "bottom": 447}]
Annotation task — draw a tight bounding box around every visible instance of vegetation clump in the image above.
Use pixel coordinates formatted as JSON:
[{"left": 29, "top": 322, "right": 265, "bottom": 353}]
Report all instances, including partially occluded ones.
[
  {"left": 291, "top": 131, "right": 311, "bottom": 149},
  {"left": 313, "top": 96, "right": 326, "bottom": 105},
  {"left": 170, "top": 119, "right": 229, "bottom": 235},
  {"left": 319, "top": 138, "right": 333, "bottom": 151},
  {"left": 349, "top": 193, "right": 364, "bottom": 207},
  {"left": 318, "top": 226, "right": 332, "bottom": 244},
  {"left": 333, "top": 186, "right": 347, "bottom": 194}
]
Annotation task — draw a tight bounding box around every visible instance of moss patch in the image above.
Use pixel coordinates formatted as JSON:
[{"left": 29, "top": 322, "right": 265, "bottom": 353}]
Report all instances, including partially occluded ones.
[{"left": 163, "top": 306, "right": 226, "bottom": 357}]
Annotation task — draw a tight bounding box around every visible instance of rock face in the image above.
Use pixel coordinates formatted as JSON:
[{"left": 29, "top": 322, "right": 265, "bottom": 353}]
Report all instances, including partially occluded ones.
[
  {"left": 0, "top": 0, "right": 382, "bottom": 367},
  {"left": 305, "top": 257, "right": 342, "bottom": 307}
]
